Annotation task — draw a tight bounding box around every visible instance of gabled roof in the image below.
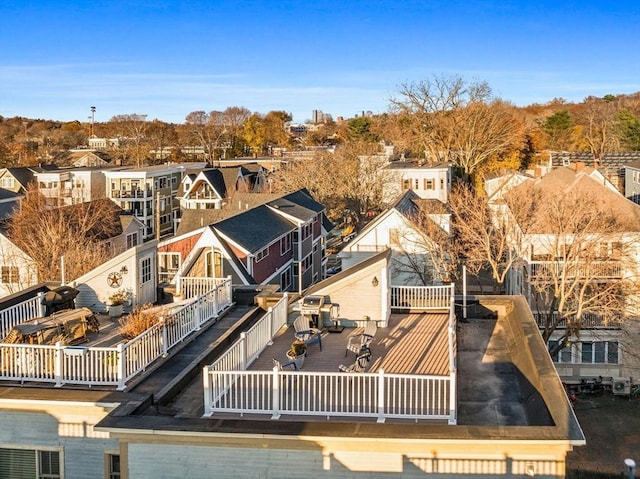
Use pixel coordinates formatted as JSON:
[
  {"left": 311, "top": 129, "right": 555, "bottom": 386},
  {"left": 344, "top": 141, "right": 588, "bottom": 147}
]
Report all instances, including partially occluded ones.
[
  {"left": 508, "top": 166, "right": 640, "bottom": 233},
  {"left": 3, "top": 167, "right": 37, "bottom": 188},
  {"left": 210, "top": 229, "right": 256, "bottom": 284},
  {"left": 176, "top": 192, "right": 281, "bottom": 236},
  {"left": 268, "top": 189, "right": 324, "bottom": 222},
  {"left": 213, "top": 205, "right": 295, "bottom": 254},
  {"left": 550, "top": 152, "right": 640, "bottom": 170}
]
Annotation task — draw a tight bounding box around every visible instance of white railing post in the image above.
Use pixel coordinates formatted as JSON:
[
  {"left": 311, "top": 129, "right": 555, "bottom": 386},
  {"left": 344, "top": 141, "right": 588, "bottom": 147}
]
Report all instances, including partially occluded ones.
[
  {"left": 448, "top": 371, "right": 457, "bottom": 425},
  {"left": 203, "top": 366, "right": 213, "bottom": 417},
  {"left": 116, "top": 343, "right": 126, "bottom": 391},
  {"left": 194, "top": 297, "right": 202, "bottom": 330},
  {"left": 54, "top": 342, "right": 64, "bottom": 387},
  {"left": 240, "top": 332, "right": 247, "bottom": 370},
  {"left": 377, "top": 369, "right": 385, "bottom": 423},
  {"left": 267, "top": 307, "right": 274, "bottom": 345},
  {"left": 176, "top": 274, "right": 182, "bottom": 297},
  {"left": 271, "top": 366, "right": 281, "bottom": 419},
  {"left": 161, "top": 320, "right": 168, "bottom": 357},
  {"left": 37, "top": 291, "right": 46, "bottom": 318}
]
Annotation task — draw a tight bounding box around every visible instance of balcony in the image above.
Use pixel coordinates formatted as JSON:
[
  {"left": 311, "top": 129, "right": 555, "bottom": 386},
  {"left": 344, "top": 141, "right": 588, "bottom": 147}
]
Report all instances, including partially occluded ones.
[
  {"left": 111, "top": 189, "right": 152, "bottom": 199},
  {"left": 528, "top": 260, "right": 623, "bottom": 279},
  {"left": 533, "top": 310, "right": 623, "bottom": 329}
]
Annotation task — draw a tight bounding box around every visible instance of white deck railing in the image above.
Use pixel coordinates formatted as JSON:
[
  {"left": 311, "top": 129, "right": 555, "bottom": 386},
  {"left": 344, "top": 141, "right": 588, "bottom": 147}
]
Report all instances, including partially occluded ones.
[
  {"left": 205, "top": 369, "right": 451, "bottom": 422},
  {"left": 203, "top": 285, "right": 457, "bottom": 424},
  {"left": 528, "top": 260, "right": 622, "bottom": 279},
  {"left": 391, "top": 284, "right": 453, "bottom": 310},
  {"left": 0, "top": 278, "right": 233, "bottom": 389},
  {"left": 177, "top": 276, "right": 231, "bottom": 300},
  {"left": 0, "top": 293, "right": 46, "bottom": 339},
  {"left": 533, "top": 310, "right": 623, "bottom": 329}
]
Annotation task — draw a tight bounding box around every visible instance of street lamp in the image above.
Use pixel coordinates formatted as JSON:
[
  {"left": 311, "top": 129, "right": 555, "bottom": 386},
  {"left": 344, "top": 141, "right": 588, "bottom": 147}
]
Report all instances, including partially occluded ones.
[
  {"left": 624, "top": 458, "right": 636, "bottom": 479},
  {"left": 90, "top": 106, "right": 96, "bottom": 137}
]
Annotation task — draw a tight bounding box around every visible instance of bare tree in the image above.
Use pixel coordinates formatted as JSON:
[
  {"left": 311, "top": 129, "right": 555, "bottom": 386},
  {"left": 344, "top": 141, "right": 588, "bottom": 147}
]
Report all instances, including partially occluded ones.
[
  {"left": 389, "top": 75, "right": 525, "bottom": 179},
  {"left": 110, "top": 114, "right": 149, "bottom": 167},
  {"left": 448, "top": 181, "right": 535, "bottom": 291},
  {"left": 7, "top": 186, "right": 122, "bottom": 282},
  {"left": 508, "top": 184, "right": 640, "bottom": 353}
]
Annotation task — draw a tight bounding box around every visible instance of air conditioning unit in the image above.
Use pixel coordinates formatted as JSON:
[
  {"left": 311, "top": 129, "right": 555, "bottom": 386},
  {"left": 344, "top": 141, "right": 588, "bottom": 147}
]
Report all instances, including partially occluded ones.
[{"left": 613, "top": 378, "right": 631, "bottom": 395}]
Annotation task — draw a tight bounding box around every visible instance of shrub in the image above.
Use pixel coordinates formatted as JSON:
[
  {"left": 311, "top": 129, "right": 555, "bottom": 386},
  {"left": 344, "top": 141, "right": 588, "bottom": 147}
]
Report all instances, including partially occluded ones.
[{"left": 118, "top": 304, "right": 162, "bottom": 340}]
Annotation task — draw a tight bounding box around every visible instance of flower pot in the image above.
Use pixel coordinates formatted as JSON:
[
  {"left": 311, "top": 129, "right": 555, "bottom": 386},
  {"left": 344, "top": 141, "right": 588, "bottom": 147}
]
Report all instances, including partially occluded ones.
[
  {"left": 109, "top": 304, "right": 123, "bottom": 318},
  {"left": 286, "top": 351, "right": 305, "bottom": 370}
]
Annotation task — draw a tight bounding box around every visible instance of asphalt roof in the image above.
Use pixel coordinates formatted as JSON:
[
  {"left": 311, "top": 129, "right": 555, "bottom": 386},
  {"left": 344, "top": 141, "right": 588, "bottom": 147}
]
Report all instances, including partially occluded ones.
[{"left": 213, "top": 204, "right": 296, "bottom": 253}]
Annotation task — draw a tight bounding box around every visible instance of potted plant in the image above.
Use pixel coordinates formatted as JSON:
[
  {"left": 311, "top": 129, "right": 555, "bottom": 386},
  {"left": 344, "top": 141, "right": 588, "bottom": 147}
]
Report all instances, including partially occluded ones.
[
  {"left": 286, "top": 340, "right": 307, "bottom": 369},
  {"left": 108, "top": 289, "right": 130, "bottom": 318}
]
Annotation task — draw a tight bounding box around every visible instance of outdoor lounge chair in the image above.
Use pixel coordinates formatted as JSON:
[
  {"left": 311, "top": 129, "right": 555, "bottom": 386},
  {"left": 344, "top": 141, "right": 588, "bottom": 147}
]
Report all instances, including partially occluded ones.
[
  {"left": 293, "top": 315, "right": 322, "bottom": 351},
  {"left": 339, "top": 347, "right": 372, "bottom": 373},
  {"left": 345, "top": 319, "right": 377, "bottom": 356}
]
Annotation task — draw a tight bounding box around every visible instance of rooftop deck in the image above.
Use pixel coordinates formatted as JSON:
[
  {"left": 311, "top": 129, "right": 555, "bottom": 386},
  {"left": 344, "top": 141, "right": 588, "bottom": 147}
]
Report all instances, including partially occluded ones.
[{"left": 249, "top": 312, "right": 451, "bottom": 376}]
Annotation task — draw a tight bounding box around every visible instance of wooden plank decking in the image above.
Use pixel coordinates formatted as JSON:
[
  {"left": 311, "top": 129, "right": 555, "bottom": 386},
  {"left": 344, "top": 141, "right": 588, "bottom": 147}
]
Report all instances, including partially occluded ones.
[{"left": 248, "top": 312, "right": 451, "bottom": 376}]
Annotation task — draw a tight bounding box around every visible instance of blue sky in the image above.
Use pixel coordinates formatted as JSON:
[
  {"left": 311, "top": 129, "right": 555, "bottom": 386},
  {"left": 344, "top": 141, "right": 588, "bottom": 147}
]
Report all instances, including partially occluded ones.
[{"left": 1, "top": 0, "right": 639, "bottom": 124}]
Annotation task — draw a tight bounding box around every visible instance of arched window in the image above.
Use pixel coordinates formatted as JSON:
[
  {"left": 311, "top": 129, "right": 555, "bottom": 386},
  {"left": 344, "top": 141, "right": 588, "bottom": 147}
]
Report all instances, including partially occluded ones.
[{"left": 205, "top": 250, "right": 223, "bottom": 277}]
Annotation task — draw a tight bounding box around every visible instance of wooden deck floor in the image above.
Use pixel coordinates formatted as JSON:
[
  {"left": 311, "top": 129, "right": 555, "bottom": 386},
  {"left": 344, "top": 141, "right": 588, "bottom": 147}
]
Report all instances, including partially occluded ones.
[{"left": 249, "top": 312, "right": 451, "bottom": 376}]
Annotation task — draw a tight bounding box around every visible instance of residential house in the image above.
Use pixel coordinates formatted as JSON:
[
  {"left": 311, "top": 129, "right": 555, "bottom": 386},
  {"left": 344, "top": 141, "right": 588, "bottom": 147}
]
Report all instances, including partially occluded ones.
[
  {"left": 339, "top": 190, "right": 450, "bottom": 286},
  {"left": 104, "top": 162, "right": 207, "bottom": 241},
  {"left": 0, "top": 230, "right": 586, "bottom": 478},
  {"left": 177, "top": 165, "right": 269, "bottom": 211},
  {"left": 87, "top": 137, "right": 120, "bottom": 149},
  {"left": 624, "top": 158, "right": 640, "bottom": 204},
  {"left": 383, "top": 159, "right": 451, "bottom": 205},
  {"left": 0, "top": 166, "right": 39, "bottom": 194},
  {"left": 32, "top": 165, "right": 119, "bottom": 207},
  {"left": 489, "top": 166, "right": 640, "bottom": 390},
  {"left": 159, "top": 189, "right": 329, "bottom": 294},
  {"left": 546, "top": 151, "right": 640, "bottom": 195}
]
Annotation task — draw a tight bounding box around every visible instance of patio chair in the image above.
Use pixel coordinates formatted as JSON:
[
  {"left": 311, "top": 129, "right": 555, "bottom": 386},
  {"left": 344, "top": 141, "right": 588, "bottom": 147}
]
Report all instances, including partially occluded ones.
[
  {"left": 339, "top": 347, "right": 372, "bottom": 373},
  {"left": 345, "top": 320, "right": 377, "bottom": 356},
  {"left": 293, "top": 315, "right": 322, "bottom": 351},
  {"left": 272, "top": 358, "right": 298, "bottom": 371}
]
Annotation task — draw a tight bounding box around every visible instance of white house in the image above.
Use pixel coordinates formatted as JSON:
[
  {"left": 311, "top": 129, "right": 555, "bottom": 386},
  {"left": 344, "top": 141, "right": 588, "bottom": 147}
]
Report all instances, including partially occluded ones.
[
  {"left": 383, "top": 159, "right": 451, "bottom": 205},
  {"left": 339, "top": 190, "right": 450, "bottom": 286}
]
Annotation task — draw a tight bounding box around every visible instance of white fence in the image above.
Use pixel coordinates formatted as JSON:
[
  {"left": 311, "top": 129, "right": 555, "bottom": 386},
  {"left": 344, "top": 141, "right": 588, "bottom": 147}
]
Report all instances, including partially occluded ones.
[
  {"left": 177, "top": 276, "right": 231, "bottom": 300},
  {"left": 0, "top": 293, "right": 45, "bottom": 339},
  {"left": 203, "top": 285, "right": 458, "bottom": 424},
  {"left": 391, "top": 284, "right": 453, "bottom": 310},
  {"left": 204, "top": 369, "right": 451, "bottom": 422},
  {"left": 0, "top": 279, "right": 233, "bottom": 389}
]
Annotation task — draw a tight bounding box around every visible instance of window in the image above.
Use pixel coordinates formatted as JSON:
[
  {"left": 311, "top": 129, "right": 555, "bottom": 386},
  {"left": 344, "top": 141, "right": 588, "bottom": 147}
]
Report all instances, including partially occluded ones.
[
  {"left": 256, "top": 247, "right": 269, "bottom": 262},
  {"left": 158, "top": 252, "right": 180, "bottom": 282},
  {"left": 1, "top": 266, "right": 19, "bottom": 284},
  {"left": 126, "top": 233, "right": 138, "bottom": 249},
  {"left": 107, "top": 454, "right": 121, "bottom": 479},
  {"left": 141, "top": 257, "right": 152, "bottom": 283},
  {"left": 581, "top": 341, "right": 618, "bottom": 364},
  {"left": 424, "top": 178, "right": 434, "bottom": 190},
  {"left": 280, "top": 268, "right": 292, "bottom": 291},
  {"left": 414, "top": 179, "right": 419, "bottom": 189},
  {"left": 205, "top": 250, "right": 223, "bottom": 277},
  {"left": 549, "top": 340, "right": 572, "bottom": 363},
  {"left": 440, "top": 178, "right": 445, "bottom": 189},
  {"left": 280, "top": 234, "right": 292, "bottom": 255},
  {"left": 402, "top": 179, "right": 411, "bottom": 190},
  {"left": 0, "top": 448, "right": 60, "bottom": 479},
  {"left": 1, "top": 177, "right": 14, "bottom": 188}
]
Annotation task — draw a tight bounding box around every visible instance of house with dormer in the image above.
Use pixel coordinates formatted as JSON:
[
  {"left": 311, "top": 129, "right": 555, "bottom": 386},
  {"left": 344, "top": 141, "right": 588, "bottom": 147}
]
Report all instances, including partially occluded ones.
[
  {"left": 178, "top": 165, "right": 269, "bottom": 211},
  {"left": 159, "top": 189, "right": 330, "bottom": 293}
]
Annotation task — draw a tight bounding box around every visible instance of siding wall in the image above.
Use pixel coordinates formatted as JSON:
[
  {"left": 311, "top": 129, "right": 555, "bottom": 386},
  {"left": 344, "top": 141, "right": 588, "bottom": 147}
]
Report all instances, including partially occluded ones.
[{"left": 0, "top": 405, "right": 117, "bottom": 479}]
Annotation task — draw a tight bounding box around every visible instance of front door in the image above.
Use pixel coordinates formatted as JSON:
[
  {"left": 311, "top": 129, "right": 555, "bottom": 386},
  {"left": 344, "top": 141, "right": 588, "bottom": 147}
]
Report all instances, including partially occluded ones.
[{"left": 138, "top": 254, "right": 156, "bottom": 305}]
